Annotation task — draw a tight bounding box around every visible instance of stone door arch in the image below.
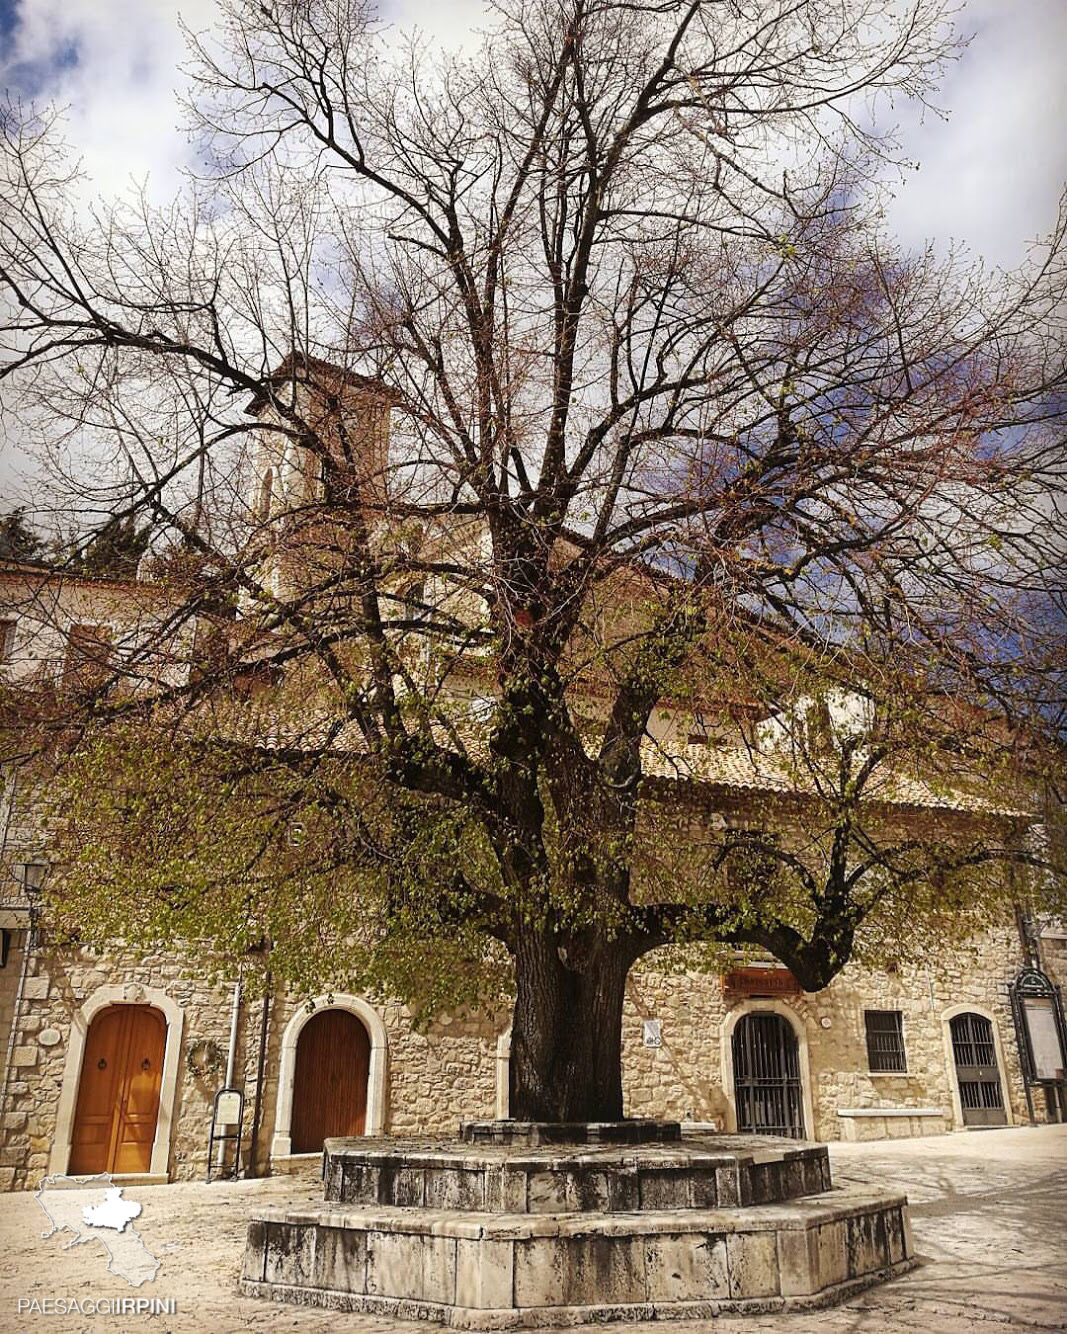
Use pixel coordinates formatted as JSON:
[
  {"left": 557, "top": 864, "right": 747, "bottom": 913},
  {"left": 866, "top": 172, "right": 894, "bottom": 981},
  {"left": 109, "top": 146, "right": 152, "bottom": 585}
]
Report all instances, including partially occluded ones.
[
  {"left": 271, "top": 995, "right": 388, "bottom": 1158},
  {"left": 721, "top": 1001, "right": 814, "bottom": 1139},
  {"left": 289, "top": 1009, "right": 371, "bottom": 1152},
  {"left": 50, "top": 984, "right": 184, "bottom": 1181},
  {"left": 69, "top": 1004, "right": 165, "bottom": 1174}
]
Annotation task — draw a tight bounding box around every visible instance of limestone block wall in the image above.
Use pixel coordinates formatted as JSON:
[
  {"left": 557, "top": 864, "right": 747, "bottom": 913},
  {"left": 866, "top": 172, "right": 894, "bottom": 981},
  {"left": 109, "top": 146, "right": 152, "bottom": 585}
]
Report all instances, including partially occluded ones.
[
  {"left": 1039, "top": 930, "right": 1067, "bottom": 993},
  {"left": 0, "top": 940, "right": 504, "bottom": 1191},
  {"left": 0, "top": 942, "right": 246, "bottom": 1191},
  {"left": 621, "top": 923, "right": 1040, "bottom": 1139},
  {"left": 0, "top": 922, "right": 1060, "bottom": 1192},
  {"left": 381, "top": 1009, "right": 500, "bottom": 1136},
  {"left": 0, "top": 928, "right": 27, "bottom": 1077},
  {"left": 248, "top": 990, "right": 501, "bottom": 1177},
  {"left": 0, "top": 766, "right": 505, "bottom": 1189}
]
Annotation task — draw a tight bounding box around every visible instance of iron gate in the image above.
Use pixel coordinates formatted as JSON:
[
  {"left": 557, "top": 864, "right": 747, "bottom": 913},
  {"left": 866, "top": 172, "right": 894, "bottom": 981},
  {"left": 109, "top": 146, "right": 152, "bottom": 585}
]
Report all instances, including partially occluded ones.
[
  {"left": 732, "top": 1012, "right": 805, "bottom": 1138},
  {"left": 950, "top": 1012, "right": 1007, "bottom": 1126}
]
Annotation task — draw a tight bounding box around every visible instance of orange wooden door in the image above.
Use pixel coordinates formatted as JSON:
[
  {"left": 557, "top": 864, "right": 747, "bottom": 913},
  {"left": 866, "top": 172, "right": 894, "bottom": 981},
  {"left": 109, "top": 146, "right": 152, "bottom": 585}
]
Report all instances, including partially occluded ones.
[
  {"left": 290, "top": 1010, "right": 370, "bottom": 1153},
  {"left": 70, "top": 1006, "right": 165, "bottom": 1175}
]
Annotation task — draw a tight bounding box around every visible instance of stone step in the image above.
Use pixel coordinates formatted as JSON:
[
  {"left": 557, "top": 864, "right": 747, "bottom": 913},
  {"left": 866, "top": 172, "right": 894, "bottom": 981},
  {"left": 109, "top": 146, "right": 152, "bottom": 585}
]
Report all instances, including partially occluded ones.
[
  {"left": 322, "top": 1134, "right": 831, "bottom": 1214},
  {"left": 240, "top": 1185, "right": 913, "bottom": 1328},
  {"left": 458, "top": 1120, "right": 682, "bottom": 1146}
]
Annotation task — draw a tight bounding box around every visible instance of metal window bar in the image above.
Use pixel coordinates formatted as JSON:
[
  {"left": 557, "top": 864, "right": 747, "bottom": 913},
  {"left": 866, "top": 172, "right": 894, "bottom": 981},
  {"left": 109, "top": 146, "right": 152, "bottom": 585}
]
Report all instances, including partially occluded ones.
[
  {"left": 950, "top": 1013, "right": 1005, "bottom": 1121},
  {"left": 950, "top": 1013, "right": 998, "bottom": 1077},
  {"left": 864, "top": 1010, "right": 907, "bottom": 1073}
]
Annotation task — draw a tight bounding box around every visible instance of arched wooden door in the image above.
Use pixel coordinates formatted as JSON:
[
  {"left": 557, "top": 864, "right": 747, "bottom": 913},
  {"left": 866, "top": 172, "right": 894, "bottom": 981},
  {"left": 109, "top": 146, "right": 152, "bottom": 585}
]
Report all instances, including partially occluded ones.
[
  {"left": 950, "top": 1012, "right": 1007, "bottom": 1126},
  {"left": 732, "top": 1012, "right": 805, "bottom": 1138},
  {"left": 290, "top": 1009, "right": 371, "bottom": 1153},
  {"left": 70, "top": 1005, "right": 166, "bottom": 1175}
]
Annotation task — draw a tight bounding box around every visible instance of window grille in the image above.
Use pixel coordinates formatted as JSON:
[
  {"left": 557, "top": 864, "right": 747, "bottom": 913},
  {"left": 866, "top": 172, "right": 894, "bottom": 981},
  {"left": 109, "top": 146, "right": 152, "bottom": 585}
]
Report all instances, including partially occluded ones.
[
  {"left": 732, "top": 1012, "right": 805, "bottom": 1137},
  {"left": 864, "top": 1009, "right": 907, "bottom": 1073}
]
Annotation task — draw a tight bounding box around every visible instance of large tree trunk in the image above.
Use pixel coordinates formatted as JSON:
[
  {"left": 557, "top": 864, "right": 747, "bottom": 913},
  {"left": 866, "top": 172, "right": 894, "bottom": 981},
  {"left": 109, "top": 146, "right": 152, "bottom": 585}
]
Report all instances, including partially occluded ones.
[{"left": 508, "top": 928, "right": 634, "bottom": 1121}]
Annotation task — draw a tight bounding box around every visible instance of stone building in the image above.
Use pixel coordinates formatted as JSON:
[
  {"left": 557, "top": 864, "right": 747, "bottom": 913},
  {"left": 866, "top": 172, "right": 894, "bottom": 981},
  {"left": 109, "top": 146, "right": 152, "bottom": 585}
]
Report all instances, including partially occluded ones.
[
  {"left": 2, "top": 367, "right": 1066, "bottom": 1192},
  {"left": 2, "top": 856, "right": 1065, "bottom": 1193}
]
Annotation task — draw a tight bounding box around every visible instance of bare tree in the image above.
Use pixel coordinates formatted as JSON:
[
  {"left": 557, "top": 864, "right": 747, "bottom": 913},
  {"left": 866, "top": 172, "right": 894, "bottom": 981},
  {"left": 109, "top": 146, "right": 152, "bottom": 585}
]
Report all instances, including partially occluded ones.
[{"left": 1, "top": 0, "right": 1065, "bottom": 1119}]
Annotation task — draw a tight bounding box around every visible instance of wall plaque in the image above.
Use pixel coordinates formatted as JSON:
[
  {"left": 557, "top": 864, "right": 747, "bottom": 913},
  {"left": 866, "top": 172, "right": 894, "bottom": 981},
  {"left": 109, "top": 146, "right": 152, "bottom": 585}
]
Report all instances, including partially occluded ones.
[
  {"left": 722, "top": 966, "right": 801, "bottom": 1000},
  {"left": 215, "top": 1090, "right": 243, "bottom": 1126}
]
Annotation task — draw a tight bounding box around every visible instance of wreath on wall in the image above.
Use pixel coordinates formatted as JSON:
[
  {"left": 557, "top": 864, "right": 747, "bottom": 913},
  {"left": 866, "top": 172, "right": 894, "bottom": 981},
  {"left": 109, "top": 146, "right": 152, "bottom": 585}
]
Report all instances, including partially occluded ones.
[{"left": 185, "top": 1038, "right": 225, "bottom": 1080}]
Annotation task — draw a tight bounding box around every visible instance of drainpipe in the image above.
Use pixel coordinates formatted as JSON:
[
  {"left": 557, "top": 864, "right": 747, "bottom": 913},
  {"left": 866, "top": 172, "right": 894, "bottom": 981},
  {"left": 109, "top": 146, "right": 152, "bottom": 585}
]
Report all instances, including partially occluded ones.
[
  {"left": 1014, "top": 902, "right": 1038, "bottom": 970},
  {"left": 246, "top": 973, "right": 272, "bottom": 1178},
  {"left": 224, "top": 967, "right": 243, "bottom": 1089},
  {"left": 210, "top": 968, "right": 245, "bottom": 1178}
]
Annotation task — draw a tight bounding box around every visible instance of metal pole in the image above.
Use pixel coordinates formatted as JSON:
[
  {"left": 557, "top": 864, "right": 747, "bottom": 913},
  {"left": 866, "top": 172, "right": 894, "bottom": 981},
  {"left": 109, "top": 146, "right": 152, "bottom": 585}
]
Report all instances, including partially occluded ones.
[
  {"left": 214, "top": 968, "right": 243, "bottom": 1175},
  {"left": 1009, "top": 981, "right": 1036, "bottom": 1125},
  {"left": 224, "top": 967, "right": 243, "bottom": 1090}
]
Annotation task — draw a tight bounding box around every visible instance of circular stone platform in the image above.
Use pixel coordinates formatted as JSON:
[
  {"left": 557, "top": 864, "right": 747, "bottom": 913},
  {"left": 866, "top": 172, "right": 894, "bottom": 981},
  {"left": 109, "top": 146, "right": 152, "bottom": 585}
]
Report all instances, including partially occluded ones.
[
  {"left": 241, "top": 1123, "right": 914, "bottom": 1327},
  {"left": 322, "top": 1131, "right": 831, "bottom": 1214}
]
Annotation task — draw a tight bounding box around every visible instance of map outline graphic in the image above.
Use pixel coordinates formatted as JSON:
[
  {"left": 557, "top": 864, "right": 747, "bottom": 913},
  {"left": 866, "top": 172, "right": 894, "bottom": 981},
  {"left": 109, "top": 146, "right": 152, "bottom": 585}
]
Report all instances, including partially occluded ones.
[{"left": 34, "top": 1172, "right": 161, "bottom": 1287}]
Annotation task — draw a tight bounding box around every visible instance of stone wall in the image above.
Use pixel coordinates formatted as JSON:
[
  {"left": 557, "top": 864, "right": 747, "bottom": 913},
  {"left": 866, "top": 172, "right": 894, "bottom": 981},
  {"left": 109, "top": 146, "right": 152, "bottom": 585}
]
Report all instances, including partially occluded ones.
[
  {"left": 621, "top": 921, "right": 1042, "bottom": 1140},
  {"left": 0, "top": 754, "right": 1062, "bottom": 1190},
  {"left": 0, "top": 927, "right": 27, "bottom": 1076},
  {"left": 1039, "top": 929, "right": 1067, "bottom": 993},
  {"left": 0, "top": 942, "right": 240, "bottom": 1190},
  {"left": 0, "top": 938, "right": 505, "bottom": 1191},
  {"left": 250, "top": 989, "right": 502, "bottom": 1174},
  {"left": 0, "top": 913, "right": 1062, "bottom": 1192}
]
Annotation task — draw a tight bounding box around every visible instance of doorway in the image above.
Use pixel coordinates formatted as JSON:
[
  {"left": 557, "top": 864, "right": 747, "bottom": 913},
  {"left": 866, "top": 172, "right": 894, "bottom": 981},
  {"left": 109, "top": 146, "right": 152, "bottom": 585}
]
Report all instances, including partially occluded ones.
[
  {"left": 732, "top": 1011, "right": 805, "bottom": 1138},
  {"left": 69, "top": 1005, "right": 166, "bottom": 1175},
  {"left": 289, "top": 1008, "right": 371, "bottom": 1153},
  {"left": 950, "top": 1011, "right": 1007, "bottom": 1126}
]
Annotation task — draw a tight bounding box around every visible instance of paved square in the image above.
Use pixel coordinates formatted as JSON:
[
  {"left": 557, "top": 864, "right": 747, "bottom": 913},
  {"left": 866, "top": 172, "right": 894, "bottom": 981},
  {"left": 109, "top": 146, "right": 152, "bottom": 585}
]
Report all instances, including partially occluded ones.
[{"left": 0, "top": 1124, "right": 1063, "bottom": 1331}]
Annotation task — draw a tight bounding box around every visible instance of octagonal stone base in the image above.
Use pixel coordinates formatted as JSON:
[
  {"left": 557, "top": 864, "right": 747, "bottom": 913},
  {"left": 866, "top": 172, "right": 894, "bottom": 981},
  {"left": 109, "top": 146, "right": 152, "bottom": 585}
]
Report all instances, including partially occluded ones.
[
  {"left": 322, "top": 1134, "right": 832, "bottom": 1215},
  {"left": 240, "top": 1131, "right": 914, "bottom": 1327}
]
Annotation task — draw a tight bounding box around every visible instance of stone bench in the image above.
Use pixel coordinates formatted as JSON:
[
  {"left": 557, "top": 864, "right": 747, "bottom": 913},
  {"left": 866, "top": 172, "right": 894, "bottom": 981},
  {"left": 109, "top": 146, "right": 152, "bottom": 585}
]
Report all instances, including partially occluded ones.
[{"left": 836, "top": 1107, "right": 948, "bottom": 1140}]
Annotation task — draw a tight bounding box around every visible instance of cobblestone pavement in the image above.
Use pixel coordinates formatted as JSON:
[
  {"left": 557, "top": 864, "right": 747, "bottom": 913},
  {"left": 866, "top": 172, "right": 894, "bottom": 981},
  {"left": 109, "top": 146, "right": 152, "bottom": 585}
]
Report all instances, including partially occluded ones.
[{"left": 1, "top": 1124, "right": 1064, "bottom": 1333}]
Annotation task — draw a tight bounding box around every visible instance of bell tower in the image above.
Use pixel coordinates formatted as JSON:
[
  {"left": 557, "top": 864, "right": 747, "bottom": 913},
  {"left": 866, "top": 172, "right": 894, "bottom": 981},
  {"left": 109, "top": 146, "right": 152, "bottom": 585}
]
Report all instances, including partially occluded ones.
[{"left": 245, "top": 355, "right": 394, "bottom": 599}]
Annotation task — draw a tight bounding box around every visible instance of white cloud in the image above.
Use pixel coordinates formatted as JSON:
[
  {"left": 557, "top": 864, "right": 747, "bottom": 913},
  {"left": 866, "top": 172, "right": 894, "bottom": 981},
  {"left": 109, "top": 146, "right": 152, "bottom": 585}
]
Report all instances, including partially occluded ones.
[
  {"left": 883, "top": 0, "right": 1067, "bottom": 268},
  {"left": 1, "top": 0, "right": 1063, "bottom": 508},
  {"left": 0, "top": 0, "right": 492, "bottom": 507},
  {"left": 2, "top": 0, "right": 1059, "bottom": 247},
  {"left": 1, "top": 0, "right": 220, "bottom": 203},
  {"left": 0, "top": 0, "right": 490, "bottom": 209}
]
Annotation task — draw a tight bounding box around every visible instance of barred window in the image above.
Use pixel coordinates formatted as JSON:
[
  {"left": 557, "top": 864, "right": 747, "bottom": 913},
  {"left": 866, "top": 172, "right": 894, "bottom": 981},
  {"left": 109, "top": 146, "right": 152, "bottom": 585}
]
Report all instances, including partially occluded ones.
[{"left": 864, "top": 1010, "right": 907, "bottom": 1073}]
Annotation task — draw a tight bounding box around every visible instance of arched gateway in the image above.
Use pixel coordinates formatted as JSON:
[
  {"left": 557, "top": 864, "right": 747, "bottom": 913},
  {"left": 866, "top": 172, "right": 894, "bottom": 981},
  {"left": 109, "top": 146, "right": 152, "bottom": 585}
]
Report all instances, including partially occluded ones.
[
  {"left": 271, "top": 995, "right": 388, "bottom": 1158},
  {"left": 731, "top": 1011, "right": 805, "bottom": 1138}
]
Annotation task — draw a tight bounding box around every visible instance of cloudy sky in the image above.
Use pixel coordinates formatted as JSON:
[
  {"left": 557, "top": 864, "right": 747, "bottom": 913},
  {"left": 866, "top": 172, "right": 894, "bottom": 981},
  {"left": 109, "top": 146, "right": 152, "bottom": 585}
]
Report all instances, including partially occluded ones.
[{"left": 1, "top": 0, "right": 1065, "bottom": 504}]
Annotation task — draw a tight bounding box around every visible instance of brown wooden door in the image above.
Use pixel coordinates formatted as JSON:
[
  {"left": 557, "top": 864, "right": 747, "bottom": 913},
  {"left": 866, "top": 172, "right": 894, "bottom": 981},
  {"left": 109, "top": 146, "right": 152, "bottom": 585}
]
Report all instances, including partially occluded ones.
[
  {"left": 70, "top": 1006, "right": 166, "bottom": 1175},
  {"left": 290, "top": 1009, "right": 370, "bottom": 1153}
]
